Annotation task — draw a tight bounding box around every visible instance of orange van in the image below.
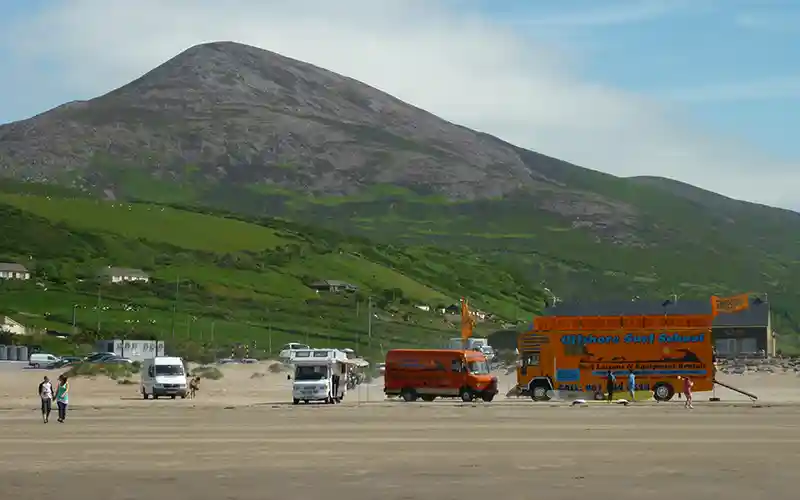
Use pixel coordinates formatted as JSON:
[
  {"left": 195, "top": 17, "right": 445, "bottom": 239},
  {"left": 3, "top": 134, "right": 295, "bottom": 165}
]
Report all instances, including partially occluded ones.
[{"left": 384, "top": 349, "right": 498, "bottom": 402}]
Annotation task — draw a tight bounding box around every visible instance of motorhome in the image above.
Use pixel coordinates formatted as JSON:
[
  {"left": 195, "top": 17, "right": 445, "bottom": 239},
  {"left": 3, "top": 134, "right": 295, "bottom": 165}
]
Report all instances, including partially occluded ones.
[
  {"left": 448, "top": 337, "right": 495, "bottom": 361},
  {"left": 278, "top": 342, "right": 311, "bottom": 361},
  {"left": 384, "top": 349, "right": 498, "bottom": 402},
  {"left": 140, "top": 356, "right": 188, "bottom": 399},
  {"left": 290, "top": 349, "right": 349, "bottom": 405}
]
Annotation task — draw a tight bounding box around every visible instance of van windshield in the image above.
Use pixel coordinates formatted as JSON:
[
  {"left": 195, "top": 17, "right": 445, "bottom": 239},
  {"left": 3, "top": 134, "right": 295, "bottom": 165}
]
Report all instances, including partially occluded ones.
[
  {"left": 295, "top": 365, "right": 328, "bottom": 381},
  {"left": 156, "top": 364, "right": 185, "bottom": 376},
  {"left": 468, "top": 360, "right": 490, "bottom": 375}
]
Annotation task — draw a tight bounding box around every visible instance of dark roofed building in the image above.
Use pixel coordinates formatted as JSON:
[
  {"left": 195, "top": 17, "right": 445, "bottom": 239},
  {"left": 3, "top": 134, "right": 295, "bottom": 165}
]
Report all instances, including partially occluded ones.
[
  {"left": 308, "top": 280, "right": 358, "bottom": 293},
  {"left": 542, "top": 297, "right": 775, "bottom": 357}
]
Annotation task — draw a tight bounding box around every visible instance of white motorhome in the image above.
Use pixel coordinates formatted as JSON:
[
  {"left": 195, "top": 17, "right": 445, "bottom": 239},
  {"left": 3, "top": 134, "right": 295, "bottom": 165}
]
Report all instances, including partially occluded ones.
[
  {"left": 278, "top": 342, "right": 311, "bottom": 361},
  {"left": 140, "top": 356, "right": 188, "bottom": 399},
  {"left": 290, "top": 349, "right": 349, "bottom": 405},
  {"left": 448, "top": 337, "right": 495, "bottom": 361}
]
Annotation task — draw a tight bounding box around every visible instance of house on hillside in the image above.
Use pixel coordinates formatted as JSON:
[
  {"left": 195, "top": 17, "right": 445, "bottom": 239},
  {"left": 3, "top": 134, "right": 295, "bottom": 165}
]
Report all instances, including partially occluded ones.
[
  {"left": 443, "top": 304, "right": 460, "bottom": 314},
  {"left": 308, "top": 280, "right": 358, "bottom": 293},
  {"left": 1, "top": 316, "right": 28, "bottom": 335},
  {"left": 543, "top": 296, "right": 776, "bottom": 357},
  {"left": 0, "top": 263, "right": 30, "bottom": 280},
  {"left": 101, "top": 267, "right": 150, "bottom": 284},
  {"left": 414, "top": 304, "right": 431, "bottom": 312}
]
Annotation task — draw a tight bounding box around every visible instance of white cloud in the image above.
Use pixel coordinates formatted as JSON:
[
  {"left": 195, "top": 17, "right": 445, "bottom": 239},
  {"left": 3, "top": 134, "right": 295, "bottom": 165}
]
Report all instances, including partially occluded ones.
[
  {"left": 735, "top": 12, "right": 800, "bottom": 33},
  {"left": 1, "top": 0, "right": 798, "bottom": 210},
  {"left": 503, "top": 0, "right": 677, "bottom": 27},
  {"left": 656, "top": 77, "right": 800, "bottom": 102}
]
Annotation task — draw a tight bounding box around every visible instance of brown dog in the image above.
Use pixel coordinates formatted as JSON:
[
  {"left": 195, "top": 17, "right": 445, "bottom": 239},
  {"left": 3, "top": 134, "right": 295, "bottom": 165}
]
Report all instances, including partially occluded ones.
[{"left": 188, "top": 377, "right": 200, "bottom": 399}]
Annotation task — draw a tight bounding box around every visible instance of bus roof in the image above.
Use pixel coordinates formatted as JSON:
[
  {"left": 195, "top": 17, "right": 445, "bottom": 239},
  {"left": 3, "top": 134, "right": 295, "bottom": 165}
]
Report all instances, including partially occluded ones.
[{"left": 534, "top": 314, "right": 713, "bottom": 332}]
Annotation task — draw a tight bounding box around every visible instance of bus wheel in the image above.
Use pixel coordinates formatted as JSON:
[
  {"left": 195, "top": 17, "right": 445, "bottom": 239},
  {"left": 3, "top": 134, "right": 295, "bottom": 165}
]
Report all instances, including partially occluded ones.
[
  {"left": 653, "top": 382, "right": 674, "bottom": 402},
  {"left": 530, "top": 384, "right": 550, "bottom": 402},
  {"left": 401, "top": 388, "right": 418, "bottom": 402},
  {"left": 481, "top": 392, "right": 495, "bottom": 402},
  {"left": 459, "top": 388, "right": 474, "bottom": 402},
  {"left": 421, "top": 395, "right": 436, "bottom": 402}
]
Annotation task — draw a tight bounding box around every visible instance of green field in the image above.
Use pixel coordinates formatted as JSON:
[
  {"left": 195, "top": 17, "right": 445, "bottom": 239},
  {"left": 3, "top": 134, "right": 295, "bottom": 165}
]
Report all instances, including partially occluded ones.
[
  {"left": 0, "top": 193, "right": 541, "bottom": 360},
  {"left": 0, "top": 194, "right": 287, "bottom": 252}
]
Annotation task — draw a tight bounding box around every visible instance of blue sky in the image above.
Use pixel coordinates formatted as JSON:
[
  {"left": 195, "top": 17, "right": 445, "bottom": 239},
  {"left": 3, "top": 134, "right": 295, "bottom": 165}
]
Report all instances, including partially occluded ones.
[{"left": 0, "top": 0, "right": 798, "bottom": 208}]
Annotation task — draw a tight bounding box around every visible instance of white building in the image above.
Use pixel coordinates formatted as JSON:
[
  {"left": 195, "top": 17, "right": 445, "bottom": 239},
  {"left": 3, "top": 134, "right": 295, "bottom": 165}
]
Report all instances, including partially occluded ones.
[
  {"left": 0, "top": 263, "right": 30, "bottom": 280},
  {"left": 1, "top": 316, "right": 28, "bottom": 335},
  {"left": 102, "top": 267, "right": 150, "bottom": 284}
]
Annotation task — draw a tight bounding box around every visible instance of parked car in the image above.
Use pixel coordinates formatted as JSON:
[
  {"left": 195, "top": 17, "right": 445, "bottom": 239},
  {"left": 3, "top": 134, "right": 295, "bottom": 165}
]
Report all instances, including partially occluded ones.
[
  {"left": 84, "top": 352, "right": 116, "bottom": 362},
  {"left": 48, "top": 357, "right": 81, "bottom": 369},
  {"left": 86, "top": 353, "right": 132, "bottom": 364}
]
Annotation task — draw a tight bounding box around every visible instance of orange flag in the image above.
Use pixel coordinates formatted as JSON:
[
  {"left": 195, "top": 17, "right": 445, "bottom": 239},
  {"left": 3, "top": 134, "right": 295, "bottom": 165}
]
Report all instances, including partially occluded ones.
[
  {"left": 711, "top": 294, "right": 750, "bottom": 316},
  {"left": 460, "top": 297, "right": 475, "bottom": 341}
]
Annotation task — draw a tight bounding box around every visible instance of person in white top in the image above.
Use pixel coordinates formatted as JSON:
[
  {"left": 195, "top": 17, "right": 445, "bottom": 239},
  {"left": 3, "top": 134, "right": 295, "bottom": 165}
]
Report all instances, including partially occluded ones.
[{"left": 38, "top": 376, "right": 54, "bottom": 423}]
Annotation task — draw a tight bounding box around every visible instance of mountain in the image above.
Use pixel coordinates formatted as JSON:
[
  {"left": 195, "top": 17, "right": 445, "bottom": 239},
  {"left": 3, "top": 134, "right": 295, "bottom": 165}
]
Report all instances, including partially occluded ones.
[{"left": 1, "top": 41, "right": 799, "bottom": 347}]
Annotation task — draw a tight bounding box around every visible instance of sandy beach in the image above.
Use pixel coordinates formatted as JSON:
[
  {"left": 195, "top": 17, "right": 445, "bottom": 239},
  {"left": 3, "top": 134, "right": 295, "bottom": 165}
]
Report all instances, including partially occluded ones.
[{"left": 1, "top": 362, "right": 799, "bottom": 499}]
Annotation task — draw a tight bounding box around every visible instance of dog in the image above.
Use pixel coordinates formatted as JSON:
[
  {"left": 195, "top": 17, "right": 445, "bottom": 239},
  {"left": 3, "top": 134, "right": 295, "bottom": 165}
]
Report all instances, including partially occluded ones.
[{"left": 188, "top": 377, "right": 200, "bottom": 399}]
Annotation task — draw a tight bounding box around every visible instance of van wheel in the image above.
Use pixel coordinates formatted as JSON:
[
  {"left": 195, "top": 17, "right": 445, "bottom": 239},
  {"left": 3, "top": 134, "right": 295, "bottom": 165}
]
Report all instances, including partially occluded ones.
[
  {"left": 401, "top": 388, "right": 418, "bottom": 402},
  {"left": 33, "top": 363, "right": 40, "bottom": 369},
  {"left": 142, "top": 390, "right": 149, "bottom": 400},
  {"left": 481, "top": 393, "right": 495, "bottom": 402},
  {"left": 653, "top": 382, "right": 674, "bottom": 402},
  {"left": 421, "top": 395, "right": 436, "bottom": 402},
  {"left": 459, "top": 388, "right": 474, "bottom": 402},
  {"left": 153, "top": 395, "right": 159, "bottom": 400},
  {"left": 170, "top": 395, "right": 176, "bottom": 400},
  {"left": 292, "top": 398, "right": 299, "bottom": 405},
  {"left": 530, "top": 383, "right": 551, "bottom": 402}
]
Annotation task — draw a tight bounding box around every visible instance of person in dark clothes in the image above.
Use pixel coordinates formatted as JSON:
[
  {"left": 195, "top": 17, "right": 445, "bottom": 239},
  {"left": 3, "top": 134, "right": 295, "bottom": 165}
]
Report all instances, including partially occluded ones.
[
  {"left": 38, "top": 376, "right": 54, "bottom": 423},
  {"left": 606, "top": 369, "right": 616, "bottom": 403},
  {"left": 331, "top": 370, "right": 340, "bottom": 402}
]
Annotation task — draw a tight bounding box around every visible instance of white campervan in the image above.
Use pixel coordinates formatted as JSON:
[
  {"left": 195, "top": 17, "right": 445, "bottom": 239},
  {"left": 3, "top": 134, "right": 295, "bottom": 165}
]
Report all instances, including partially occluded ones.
[
  {"left": 140, "top": 356, "right": 188, "bottom": 399},
  {"left": 290, "top": 349, "right": 349, "bottom": 405}
]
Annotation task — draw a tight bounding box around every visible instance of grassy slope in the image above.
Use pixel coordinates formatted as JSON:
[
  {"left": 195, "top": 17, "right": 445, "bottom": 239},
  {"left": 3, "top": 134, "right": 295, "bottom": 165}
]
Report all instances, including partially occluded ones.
[{"left": 0, "top": 191, "right": 542, "bottom": 358}]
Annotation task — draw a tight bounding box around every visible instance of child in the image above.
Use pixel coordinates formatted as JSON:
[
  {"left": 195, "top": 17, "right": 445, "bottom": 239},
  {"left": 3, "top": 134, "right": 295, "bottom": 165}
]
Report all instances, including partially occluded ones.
[
  {"left": 679, "top": 375, "right": 694, "bottom": 409},
  {"left": 188, "top": 376, "right": 200, "bottom": 399}
]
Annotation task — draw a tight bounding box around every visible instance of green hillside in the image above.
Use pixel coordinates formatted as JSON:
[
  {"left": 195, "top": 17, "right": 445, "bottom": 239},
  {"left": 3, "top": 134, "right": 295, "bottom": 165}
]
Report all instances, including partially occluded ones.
[
  {"left": 74, "top": 170, "right": 800, "bottom": 349},
  {"left": 0, "top": 192, "right": 543, "bottom": 359}
]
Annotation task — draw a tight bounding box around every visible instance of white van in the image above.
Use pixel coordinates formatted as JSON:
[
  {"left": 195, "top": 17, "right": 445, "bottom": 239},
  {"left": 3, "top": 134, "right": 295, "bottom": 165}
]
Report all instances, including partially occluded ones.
[
  {"left": 29, "top": 353, "right": 60, "bottom": 369},
  {"left": 140, "top": 356, "right": 188, "bottom": 399}
]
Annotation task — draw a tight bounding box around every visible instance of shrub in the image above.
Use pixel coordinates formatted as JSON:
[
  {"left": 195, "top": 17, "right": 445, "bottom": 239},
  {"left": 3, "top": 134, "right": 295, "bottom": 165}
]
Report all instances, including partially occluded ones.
[
  {"left": 190, "top": 365, "right": 224, "bottom": 380},
  {"left": 267, "top": 362, "right": 284, "bottom": 373},
  {"left": 64, "top": 362, "right": 136, "bottom": 380}
]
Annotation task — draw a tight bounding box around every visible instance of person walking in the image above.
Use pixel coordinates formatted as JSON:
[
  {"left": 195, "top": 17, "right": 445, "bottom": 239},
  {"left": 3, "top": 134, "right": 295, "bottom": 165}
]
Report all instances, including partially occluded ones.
[
  {"left": 37, "top": 376, "right": 54, "bottom": 423},
  {"left": 606, "top": 369, "right": 616, "bottom": 403},
  {"left": 627, "top": 370, "right": 636, "bottom": 402},
  {"left": 55, "top": 375, "right": 70, "bottom": 423},
  {"left": 679, "top": 375, "right": 694, "bottom": 409}
]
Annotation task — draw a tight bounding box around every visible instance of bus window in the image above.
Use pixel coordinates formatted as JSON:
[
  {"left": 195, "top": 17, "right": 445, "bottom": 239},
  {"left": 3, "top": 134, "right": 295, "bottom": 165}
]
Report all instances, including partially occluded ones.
[{"left": 524, "top": 354, "right": 540, "bottom": 366}]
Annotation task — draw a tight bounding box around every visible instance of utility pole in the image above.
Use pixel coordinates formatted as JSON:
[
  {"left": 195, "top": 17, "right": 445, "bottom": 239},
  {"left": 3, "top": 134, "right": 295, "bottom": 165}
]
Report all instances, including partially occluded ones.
[
  {"left": 368, "top": 296, "right": 372, "bottom": 348},
  {"left": 171, "top": 275, "right": 179, "bottom": 339},
  {"left": 96, "top": 286, "right": 102, "bottom": 334}
]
